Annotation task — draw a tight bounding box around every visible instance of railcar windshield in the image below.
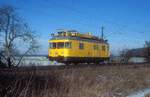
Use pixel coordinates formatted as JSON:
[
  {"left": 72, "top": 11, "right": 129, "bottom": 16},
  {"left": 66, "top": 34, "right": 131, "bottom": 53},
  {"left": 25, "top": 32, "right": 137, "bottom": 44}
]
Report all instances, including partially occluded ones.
[
  {"left": 57, "top": 42, "right": 64, "bottom": 48},
  {"left": 50, "top": 42, "right": 71, "bottom": 49},
  {"left": 50, "top": 42, "right": 56, "bottom": 49}
]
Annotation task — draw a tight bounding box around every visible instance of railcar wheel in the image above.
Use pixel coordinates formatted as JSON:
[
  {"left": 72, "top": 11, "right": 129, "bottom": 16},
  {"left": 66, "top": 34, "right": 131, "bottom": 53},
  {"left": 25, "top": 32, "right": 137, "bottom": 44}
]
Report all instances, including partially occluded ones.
[
  {"left": 65, "top": 62, "right": 70, "bottom": 65},
  {"left": 73, "top": 62, "right": 79, "bottom": 65}
]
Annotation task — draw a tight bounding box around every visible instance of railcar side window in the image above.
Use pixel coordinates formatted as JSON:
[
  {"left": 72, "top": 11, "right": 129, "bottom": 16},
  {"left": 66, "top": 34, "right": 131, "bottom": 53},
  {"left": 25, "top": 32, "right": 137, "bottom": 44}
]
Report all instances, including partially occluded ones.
[
  {"left": 50, "top": 42, "right": 56, "bottom": 49},
  {"left": 65, "top": 42, "right": 71, "bottom": 48},
  {"left": 102, "top": 45, "right": 106, "bottom": 51},
  {"left": 93, "top": 45, "right": 99, "bottom": 50},
  {"left": 107, "top": 46, "right": 109, "bottom": 51},
  {"left": 57, "top": 42, "right": 64, "bottom": 48},
  {"left": 79, "top": 43, "right": 84, "bottom": 49}
]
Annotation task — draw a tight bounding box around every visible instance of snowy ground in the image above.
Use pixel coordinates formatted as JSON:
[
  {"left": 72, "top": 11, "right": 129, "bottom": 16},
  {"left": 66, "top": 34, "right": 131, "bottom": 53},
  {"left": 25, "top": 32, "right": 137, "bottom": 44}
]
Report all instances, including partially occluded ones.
[{"left": 127, "top": 88, "right": 150, "bottom": 97}]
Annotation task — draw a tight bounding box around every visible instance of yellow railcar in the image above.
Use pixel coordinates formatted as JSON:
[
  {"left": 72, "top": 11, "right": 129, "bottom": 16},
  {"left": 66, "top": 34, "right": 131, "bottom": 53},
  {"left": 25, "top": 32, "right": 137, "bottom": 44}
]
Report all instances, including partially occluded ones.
[{"left": 48, "top": 30, "right": 110, "bottom": 64}]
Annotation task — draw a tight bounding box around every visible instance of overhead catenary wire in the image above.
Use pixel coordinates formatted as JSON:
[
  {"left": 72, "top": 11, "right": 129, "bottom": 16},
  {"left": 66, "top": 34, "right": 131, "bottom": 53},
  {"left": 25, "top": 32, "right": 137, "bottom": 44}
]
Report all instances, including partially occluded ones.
[{"left": 18, "top": 0, "right": 148, "bottom": 45}]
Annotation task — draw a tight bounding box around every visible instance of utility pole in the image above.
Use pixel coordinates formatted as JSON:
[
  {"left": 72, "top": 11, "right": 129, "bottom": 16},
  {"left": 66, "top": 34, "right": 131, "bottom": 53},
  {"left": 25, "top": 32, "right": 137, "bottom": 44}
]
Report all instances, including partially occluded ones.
[{"left": 101, "top": 26, "right": 104, "bottom": 39}]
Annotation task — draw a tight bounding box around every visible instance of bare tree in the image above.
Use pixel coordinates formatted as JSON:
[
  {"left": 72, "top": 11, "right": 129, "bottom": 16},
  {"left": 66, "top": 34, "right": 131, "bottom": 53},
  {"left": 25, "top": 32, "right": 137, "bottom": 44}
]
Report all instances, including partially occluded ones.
[
  {"left": 120, "top": 49, "right": 131, "bottom": 63},
  {"left": 144, "top": 41, "right": 150, "bottom": 62},
  {"left": 0, "top": 5, "right": 39, "bottom": 68}
]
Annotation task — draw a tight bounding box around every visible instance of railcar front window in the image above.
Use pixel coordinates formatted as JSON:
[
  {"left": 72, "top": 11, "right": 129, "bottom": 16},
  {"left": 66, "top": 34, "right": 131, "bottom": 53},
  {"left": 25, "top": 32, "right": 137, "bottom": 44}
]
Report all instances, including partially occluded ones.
[
  {"left": 79, "top": 43, "right": 84, "bottom": 49},
  {"left": 57, "top": 42, "right": 64, "bottom": 49},
  {"left": 49, "top": 43, "right": 51, "bottom": 48},
  {"left": 65, "top": 42, "right": 71, "bottom": 48},
  {"left": 50, "top": 43, "right": 56, "bottom": 49}
]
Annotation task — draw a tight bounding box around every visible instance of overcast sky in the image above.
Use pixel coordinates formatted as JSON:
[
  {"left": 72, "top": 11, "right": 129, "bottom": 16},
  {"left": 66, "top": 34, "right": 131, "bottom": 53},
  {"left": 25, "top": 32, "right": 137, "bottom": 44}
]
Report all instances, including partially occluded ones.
[{"left": 0, "top": 0, "right": 150, "bottom": 55}]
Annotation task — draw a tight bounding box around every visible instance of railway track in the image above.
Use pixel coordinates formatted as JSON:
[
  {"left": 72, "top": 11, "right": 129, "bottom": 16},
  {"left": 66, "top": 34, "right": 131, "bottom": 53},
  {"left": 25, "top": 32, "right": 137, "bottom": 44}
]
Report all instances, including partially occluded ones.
[{"left": 0, "top": 62, "right": 150, "bottom": 72}]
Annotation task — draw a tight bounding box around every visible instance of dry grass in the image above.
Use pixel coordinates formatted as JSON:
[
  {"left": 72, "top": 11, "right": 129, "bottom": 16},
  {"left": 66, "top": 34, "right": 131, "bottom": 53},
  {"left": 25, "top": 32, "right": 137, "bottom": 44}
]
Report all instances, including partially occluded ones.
[{"left": 1, "top": 64, "right": 150, "bottom": 97}]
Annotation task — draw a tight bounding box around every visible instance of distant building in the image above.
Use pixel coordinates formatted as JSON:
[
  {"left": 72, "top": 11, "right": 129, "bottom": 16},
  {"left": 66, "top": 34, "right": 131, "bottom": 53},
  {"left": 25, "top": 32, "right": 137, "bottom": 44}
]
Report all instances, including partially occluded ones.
[
  {"left": 110, "top": 48, "right": 147, "bottom": 63},
  {"left": 127, "top": 48, "right": 147, "bottom": 63}
]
